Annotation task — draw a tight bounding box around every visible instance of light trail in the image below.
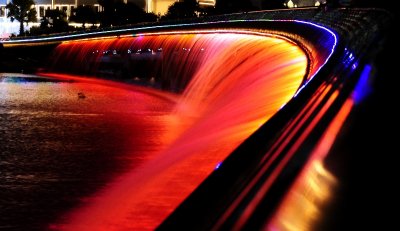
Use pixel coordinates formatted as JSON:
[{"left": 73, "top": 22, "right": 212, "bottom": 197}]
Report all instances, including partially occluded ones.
[{"left": 267, "top": 97, "right": 354, "bottom": 231}]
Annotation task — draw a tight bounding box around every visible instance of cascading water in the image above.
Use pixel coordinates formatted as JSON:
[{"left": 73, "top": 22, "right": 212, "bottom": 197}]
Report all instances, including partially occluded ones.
[{"left": 43, "top": 32, "right": 308, "bottom": 230}]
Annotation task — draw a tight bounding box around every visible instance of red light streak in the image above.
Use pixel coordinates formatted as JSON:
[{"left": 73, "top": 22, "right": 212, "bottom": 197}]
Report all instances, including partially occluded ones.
[
  {"left": 267, "top": 98, "right": 354, "bottom": 231},
  {"left": 212, "top": 83, "right": 332, "bottom": 230},
  {"left": 227, "top": 89, "right": 339, "bottom": 231}
]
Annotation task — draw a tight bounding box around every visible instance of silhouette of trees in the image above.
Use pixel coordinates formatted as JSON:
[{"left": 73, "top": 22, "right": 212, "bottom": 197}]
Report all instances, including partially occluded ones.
[
  {"left": 98, "top": 0, "right": 116, "bottom": 27},
  {"left": 28, "top": 9, "right": 71, "bottom": 35},
  {"left": 70, "top": 5, "right": 98, "bottom": 28},
  {"left": 215, "top": 0, "right": 257, "bottom": 14},
  {"left": 98, "top": 0, "right": 157, "bottom": 27},
  {"left": 161, "top": 0, "right": 199, "bottom": 20},
  {"left": 5, "top": 0, "right": 37, "bottom": 35},
  {"left": 45, "top": 9, "right": 69, "bottom": 32},
  {"left": 114, "top": 2, "right": 157, "bottom": 25}
]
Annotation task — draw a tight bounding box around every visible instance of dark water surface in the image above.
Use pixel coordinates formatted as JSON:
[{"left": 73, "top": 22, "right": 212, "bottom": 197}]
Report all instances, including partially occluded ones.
[{"left": 0, "top": 74, "right": 176, "bottom": 230}]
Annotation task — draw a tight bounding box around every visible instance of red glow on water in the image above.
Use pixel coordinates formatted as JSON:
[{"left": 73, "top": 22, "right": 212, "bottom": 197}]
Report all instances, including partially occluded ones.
[{"left": 46, "top": 32, "right": 308, "bottom": 230}]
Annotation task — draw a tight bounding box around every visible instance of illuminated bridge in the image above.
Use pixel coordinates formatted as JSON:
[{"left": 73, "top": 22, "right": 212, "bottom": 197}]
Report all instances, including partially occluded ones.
[{"left": 0, "top": 8, "right": 393, "bottom": 231}]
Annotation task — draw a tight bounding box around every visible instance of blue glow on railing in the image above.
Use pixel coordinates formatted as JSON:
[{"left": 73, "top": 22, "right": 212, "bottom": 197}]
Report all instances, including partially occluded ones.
[
  {"left": 352, "top": 64, "right": 373, "bottom": 104},
  {"left": 343, "top": 48, "right": 356, "bottom": 69},
  {"left": 289, "top": 20, "right": 337, "bottom": 97},
  {"left": 215, "top": 162, "right": 222, "bottom": 170}
]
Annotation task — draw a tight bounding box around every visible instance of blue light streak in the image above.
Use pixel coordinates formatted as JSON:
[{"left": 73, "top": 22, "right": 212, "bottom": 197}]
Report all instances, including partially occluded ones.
[{"left": 352, "top": 64, "right": 373, "bottom": 104}]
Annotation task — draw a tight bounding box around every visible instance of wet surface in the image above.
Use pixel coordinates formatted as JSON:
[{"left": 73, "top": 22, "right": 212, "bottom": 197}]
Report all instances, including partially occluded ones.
[{"left": 0, "top": 74, "right": 176, "bottom": 230}]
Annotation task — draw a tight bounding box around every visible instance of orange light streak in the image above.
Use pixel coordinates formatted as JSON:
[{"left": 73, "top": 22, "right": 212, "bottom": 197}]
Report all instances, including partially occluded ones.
[
  {"left": 267, "top": 98, "right": 354, "bottom": 231},
  {"left": 230, "top": 89, "right": 339, "bottom": 231},
  {"left": 212, "top": 83, "right": 332, "bottom": 230},
  {"left": 264, "top": 83, "right": 332, "bottom": 162}
]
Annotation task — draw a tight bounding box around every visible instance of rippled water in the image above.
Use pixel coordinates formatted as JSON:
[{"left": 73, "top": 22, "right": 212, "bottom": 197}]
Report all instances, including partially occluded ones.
[{"left": 0, "top": 74, "right": 177, "bottom": 231}]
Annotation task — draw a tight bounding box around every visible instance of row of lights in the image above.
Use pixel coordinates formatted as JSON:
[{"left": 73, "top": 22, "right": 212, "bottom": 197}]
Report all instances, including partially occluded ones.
[{"left": 90, "top": 47, "right": 206, "bottom": 55}]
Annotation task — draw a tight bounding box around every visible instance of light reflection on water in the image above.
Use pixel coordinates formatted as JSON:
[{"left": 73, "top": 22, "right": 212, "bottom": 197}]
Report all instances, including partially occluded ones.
[{"left": 0, "top": 74, "right": 177, "bottom": 231}]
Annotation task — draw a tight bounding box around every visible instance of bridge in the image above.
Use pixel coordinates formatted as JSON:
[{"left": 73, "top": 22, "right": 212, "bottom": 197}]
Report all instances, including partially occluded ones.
[{"left": 0, "top": 7, "right": 394, "bottom": 231}]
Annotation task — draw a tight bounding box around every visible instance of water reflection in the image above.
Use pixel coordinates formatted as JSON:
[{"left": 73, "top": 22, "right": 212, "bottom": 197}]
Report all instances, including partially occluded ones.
[{"left": 0, "top": 74, "right": 177, "bottom": 230}]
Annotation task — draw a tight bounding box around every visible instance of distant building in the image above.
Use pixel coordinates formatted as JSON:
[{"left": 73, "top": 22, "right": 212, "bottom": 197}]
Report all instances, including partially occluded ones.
[
  {"left": 34, "top": 0, "right": 100, "bottom": 19},
  {"left": 0, "top": 0, "right": 100, "bottom": 23},
  {"left": 145, "top": 0, "right": 175, "bottom": 15},
  {"left": 0, "top": 0, "right": 216, "bottom": 20},
  {"left": 145, "top": 0, "right": 215, "bottom": 15},
  {"left": 0, "top": 0, "right": 7, "bottom": 18},
  {"left": 0, "top": 0, "right": 102, "bottom": 36},
  {"left": 0, "top": 0, "right": 216, "bottom": 36}
]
